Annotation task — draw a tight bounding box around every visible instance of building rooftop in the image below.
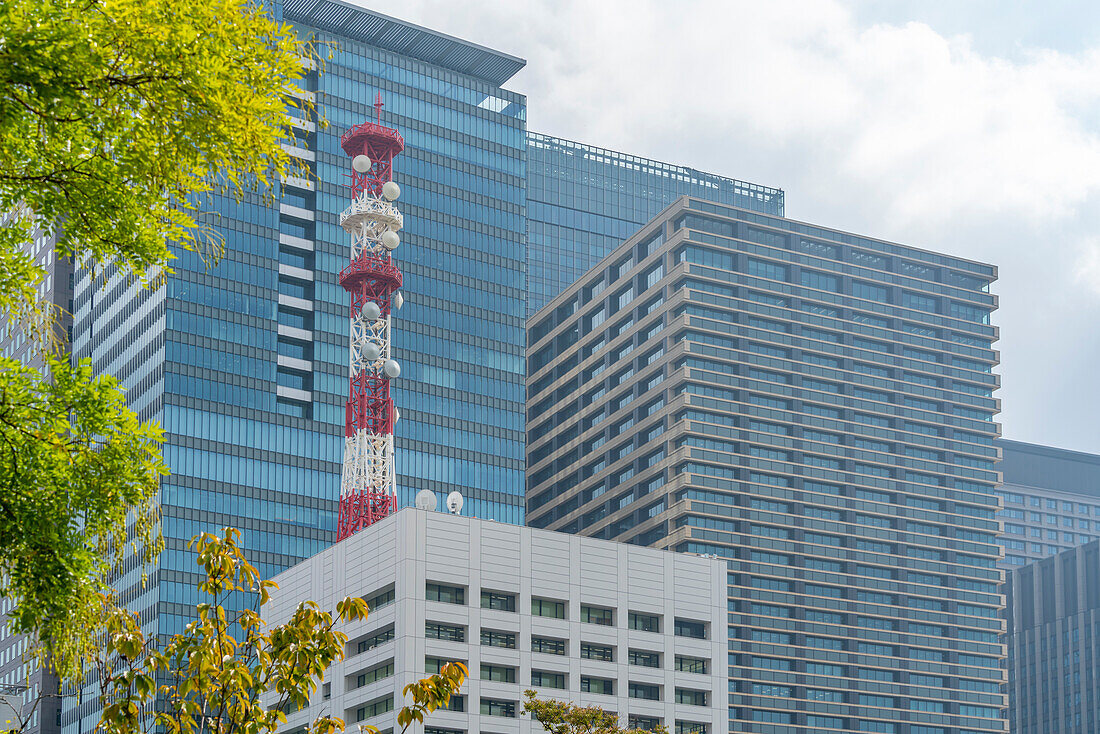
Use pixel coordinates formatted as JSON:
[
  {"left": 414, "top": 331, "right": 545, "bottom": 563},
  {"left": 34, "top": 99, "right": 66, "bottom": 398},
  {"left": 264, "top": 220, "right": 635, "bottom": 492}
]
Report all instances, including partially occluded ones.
[
  {"left": 528, "top": 131, "right": 786, "bottom": 207},
  {"left": 284, "top": 0, "right": 527, "bottom": 86},
  {"left": 998, "top": 438, "right": 1100, "bottom": 497}
]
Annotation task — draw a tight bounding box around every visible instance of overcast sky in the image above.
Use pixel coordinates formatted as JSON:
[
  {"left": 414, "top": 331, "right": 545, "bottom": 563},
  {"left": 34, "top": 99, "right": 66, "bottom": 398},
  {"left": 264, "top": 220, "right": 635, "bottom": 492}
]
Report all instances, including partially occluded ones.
[{"left": 358, "top": 0, "right": 1100, "bottom": 455}]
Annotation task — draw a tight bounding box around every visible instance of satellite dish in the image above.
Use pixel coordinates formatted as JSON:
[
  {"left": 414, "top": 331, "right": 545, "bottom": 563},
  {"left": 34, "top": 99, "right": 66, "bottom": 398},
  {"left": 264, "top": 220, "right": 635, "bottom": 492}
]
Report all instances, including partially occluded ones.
[
  {"left": 383, "top": 359, "right": 401, "bottom": 378},
  {"left": 392, "top": 291, "right": 404, "bottom": 311},
  {"left": 446, "top": 491, "right": 464, "bottom": 515},
  {"left": 352, "top": 154, "right": 371, "bottom": 173},
  {"left": 381, "top": 230, "right": 400, "bottom": 250},
  {"left": 414, "top": 489, "right": 437, "bottom": 511},
  {"left": 362, "top": 302, "right": 382, "bottom": 321},
  {"left": 362, "top": 342, "right": 381, "bottom": 362},
  {"left": 382, "top": 181, "right": 401, "bottom": 201}
]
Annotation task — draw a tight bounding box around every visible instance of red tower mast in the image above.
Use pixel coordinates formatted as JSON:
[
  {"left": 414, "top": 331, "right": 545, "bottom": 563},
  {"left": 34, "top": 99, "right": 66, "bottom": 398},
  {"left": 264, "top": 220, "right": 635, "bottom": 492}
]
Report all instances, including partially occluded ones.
[{"left": 336, "top": 94, "right": 405, "bottom": 540}]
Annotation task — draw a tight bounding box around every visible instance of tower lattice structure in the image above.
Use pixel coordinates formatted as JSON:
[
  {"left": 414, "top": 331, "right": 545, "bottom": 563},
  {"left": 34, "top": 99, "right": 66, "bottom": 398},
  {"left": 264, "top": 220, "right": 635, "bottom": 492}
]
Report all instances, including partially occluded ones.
[{"left": 336, "top": 95, "right": 405, "bottom": 540}]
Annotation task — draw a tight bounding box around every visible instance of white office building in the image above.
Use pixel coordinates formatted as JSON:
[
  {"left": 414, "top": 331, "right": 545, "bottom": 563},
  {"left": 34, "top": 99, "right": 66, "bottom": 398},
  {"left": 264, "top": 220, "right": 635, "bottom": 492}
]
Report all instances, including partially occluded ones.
[{"left": 266, "top": 508, "right": 727, "bottom": 734}]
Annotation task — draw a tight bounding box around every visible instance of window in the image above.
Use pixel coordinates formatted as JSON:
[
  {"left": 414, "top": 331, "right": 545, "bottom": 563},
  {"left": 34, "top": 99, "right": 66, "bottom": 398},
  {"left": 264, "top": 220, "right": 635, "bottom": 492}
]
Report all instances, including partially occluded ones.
[
  {"left": 354, "top": 696, "right": 394, "bottom": 722},
  {"left": 580, "top": 643, "right": 614, "bottom": 662},
  {"left": 901, "top": 291, "right": 937, "bottom": 312},
  {"left": 581, "top": 604, "right": 614, "bottom": 626},
  {"left": 531, "top": 670, "right": 566, "bottom": 689},
  {"left": 675, "top": 689, "right": 707, "bottom": 706},
  {"left": 801, "top": 270, "right": 839, "bottom": 292},
  {"left": 674, "top": 619, "right": 706, "bottom": 639},
  {"left": 425, "top": 622, "right": 464, "bottom": 642},
  {"left": 352, "top": 660, "right": 394, "bottom": 689},
  {"left": 426, "top": 583, "right": 464, "bottom": 605},
  {"left": 480, "top": 630, "right": 516, "bottom": 649},
  {"left": 480, "top": 590, "right": 515, "bottom": 612},
  {"left": 675, "top": 655, "right": 708, "bottom": 674},
  {"left": 629, "top": 682, "right": 660, "bottom": 700},
  {"left": 629, "top": 716, "right": 663, "bottom": 732},
  {"left": 853, "top": 281, "right": 889, "bottom": 302},
  {"left": 532, "top": 636, "right": 567, "bottom": 655},
  {"left": 675, "top": 723, "right": 707, "bottom": 734},
  {"left": 364, "top": 585, "right": 395, "bottom": 612},
  {"left": 441, "top": 695, "right": 465, "bottom": 713},
  {"left": 747, "top": 258, "right": 788, "bottom": 282},
  {"left": 425, "top": 657, "right": 465, "bottom": 674},
  {"left": 628, "top": 611, "right": 660, "bottom": 632},
  {"left": 628, "top": 650, "right": 660, "bottom": 668},
  {"left": 480, "top": 664, "right": 516, "bottom": 683},
  {"left": 480, "top": 699, "right": 516, "bottom": 718},
  {"left": 354, "top": 626, "right": 395, "bottom": 654},
  {"left": 532, "top": 597, "right": 566, "bottom": 619},
  {"left": 581, "top": 676, "right": 614, "bottom": 695}
]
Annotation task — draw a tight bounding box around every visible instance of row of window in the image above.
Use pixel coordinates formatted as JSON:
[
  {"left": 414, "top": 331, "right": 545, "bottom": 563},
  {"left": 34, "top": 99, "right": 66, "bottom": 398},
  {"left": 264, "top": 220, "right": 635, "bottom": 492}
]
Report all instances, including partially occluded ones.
[
  {"left": 425, "top": 582, "right": 708, "bottom": 637},
  {"left": 423, "top": 621, "right": 709, "bottom": 670},
  {"left": 998, "top": 491, "right": 1100, "bottom": 515}
]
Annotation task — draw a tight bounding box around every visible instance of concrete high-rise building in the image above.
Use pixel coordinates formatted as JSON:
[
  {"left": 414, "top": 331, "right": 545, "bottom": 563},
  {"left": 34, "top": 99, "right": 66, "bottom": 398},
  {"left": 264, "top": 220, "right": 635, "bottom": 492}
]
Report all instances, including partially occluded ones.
[
  {"left": 526, "top": 133, "right": 784, "bottom": 316},
  {"left": 65, "top": 3, "right": 527, "bottom": 731},
  {"left": 994, "top": 439, "right": 1100, "bottom": 568},
  {"left": 527, "top": 197, "right": 1005, "bottom": 733},
  {"left": 266, "top": 508, "right": 728, "bottom": 734},
  {"left": 1005, "top": 539, "right": 1100, "bottom": 734}
]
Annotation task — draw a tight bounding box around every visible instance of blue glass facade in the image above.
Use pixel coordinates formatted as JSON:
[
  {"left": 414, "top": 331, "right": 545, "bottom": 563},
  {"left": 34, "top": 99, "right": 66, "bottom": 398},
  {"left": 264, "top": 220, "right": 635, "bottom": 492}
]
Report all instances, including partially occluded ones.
[
  {"left": 66, "top": 3, "right": 526, "bottom": 731},
  {"left": 528, "top": 198, "right": 1006, "bottom": 733},
  {"left": 526, "top": 132, "right": 784, "bottom": 316}
]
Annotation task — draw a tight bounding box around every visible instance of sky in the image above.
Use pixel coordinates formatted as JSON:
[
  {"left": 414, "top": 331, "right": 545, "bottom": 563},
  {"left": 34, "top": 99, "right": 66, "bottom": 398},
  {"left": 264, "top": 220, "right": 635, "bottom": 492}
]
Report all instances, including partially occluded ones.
[{"left": 357, "top": 0, "right": 1100, "bottom": 455}]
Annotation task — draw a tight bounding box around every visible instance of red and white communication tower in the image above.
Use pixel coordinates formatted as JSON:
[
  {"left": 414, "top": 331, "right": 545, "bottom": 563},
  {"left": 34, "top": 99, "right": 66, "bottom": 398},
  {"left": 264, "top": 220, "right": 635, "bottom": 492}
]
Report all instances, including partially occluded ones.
[{"left": 336, "top": 94, "right": 405, "bottom": 541}]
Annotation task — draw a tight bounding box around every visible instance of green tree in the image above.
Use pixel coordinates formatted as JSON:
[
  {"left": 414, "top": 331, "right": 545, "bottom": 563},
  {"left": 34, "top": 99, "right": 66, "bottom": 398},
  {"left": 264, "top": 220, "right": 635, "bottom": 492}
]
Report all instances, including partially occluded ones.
[
  {"left": 97, "top": 528, "right": 468, "bottom": 734},
  {"left": 0, "top": 0, "right": 315, "bottom": 680},
  {"left": 522, "top": 690, "right": 670, "bottom": 734}
]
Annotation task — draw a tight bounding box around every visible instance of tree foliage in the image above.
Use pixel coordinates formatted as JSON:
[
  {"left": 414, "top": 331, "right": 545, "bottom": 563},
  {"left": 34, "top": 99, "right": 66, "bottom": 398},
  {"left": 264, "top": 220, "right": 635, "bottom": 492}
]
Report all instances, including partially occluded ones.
[
  {"left": 0, "top": 0, "right": 316, "bottom": 681},
  {"left": 0, "top": 0, "right": 313, "bottom": 298},
  {"left": 0, "top": 355, "right": 165, "bottom": 677},
  {"left": 97, "top": 528, "right": 468, "bottom": 734},
  {"left": 523, "top": 690, "right": 669, "bottom": 734}
]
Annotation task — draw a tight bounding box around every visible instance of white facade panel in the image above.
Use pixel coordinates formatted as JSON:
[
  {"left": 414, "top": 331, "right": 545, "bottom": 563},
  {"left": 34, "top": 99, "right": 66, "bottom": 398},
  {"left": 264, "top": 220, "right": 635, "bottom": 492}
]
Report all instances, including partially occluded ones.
[{"left": 267, "top": 509, "right": 726, "bottom": 734}]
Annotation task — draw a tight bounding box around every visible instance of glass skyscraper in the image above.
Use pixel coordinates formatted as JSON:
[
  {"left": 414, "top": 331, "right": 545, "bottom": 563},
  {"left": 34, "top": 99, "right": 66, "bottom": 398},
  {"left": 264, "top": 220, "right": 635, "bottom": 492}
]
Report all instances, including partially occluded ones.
[
  {"left": 66, "top": 2, "right": 526, "bottom": 731},
  {"left": 527, "top": 197, "right": 1006, "bottom": 733},
  {"left": 526, "top": 132, "right": 784, "bottom": 316}
]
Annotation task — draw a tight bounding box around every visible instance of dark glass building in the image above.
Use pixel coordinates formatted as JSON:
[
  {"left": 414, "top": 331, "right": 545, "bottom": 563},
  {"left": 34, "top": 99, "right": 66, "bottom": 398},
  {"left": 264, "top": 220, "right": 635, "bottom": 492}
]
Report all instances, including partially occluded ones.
[
  {"left": 527, "top": 197, "right": 1006, "bottom": 733},
  {"left": 66, "top": 2, "right": 526, "bottom": 731},
  {"left": 995, "top": 439, "right": 1100, "bottom": 569},
  {"left": 526, "top": 133, "right": 784, "bottom": 316},
  {"left": 1005, "top": 539, "right": 1100, "bottom": 733}
]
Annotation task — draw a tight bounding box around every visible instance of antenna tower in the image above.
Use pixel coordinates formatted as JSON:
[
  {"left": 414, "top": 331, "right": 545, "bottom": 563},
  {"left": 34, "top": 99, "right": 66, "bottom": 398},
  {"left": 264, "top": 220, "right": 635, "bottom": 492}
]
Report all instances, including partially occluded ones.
[{"left": 336, "top": 95, "right": 405, "bottom": 540}]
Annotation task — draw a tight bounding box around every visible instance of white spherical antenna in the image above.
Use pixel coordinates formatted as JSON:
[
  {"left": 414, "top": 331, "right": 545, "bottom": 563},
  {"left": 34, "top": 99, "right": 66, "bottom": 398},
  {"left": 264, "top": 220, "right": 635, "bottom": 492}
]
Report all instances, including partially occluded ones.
[
  {"left": 352, "top": 154, "right": 371, "bottom": 173},
  {"left": 446, "top": 491, "right": 464, "bottom": 515},
  {"left": 414, "top": 489, "right": 437, "bottom": 511},
  {"left": 362, "top": 342, "right": 381, "bottom": 362},
  {"left": 393, "top": 407, "right": 401, "bottom": 423},
  {"left": 381, "top": 230, "right": 400, "bottom": 251},
  {"left": 383, "top": 359, "right": 401, "bottom": 378},
  {"left": 362, "top": 302, "right": 382, "bottom": 321},
  {"left": 382, "top": 181, "right": 401, "bottom": 201},
  {"left": 392, "top": 291, "right": 404, "bottom": 311}
]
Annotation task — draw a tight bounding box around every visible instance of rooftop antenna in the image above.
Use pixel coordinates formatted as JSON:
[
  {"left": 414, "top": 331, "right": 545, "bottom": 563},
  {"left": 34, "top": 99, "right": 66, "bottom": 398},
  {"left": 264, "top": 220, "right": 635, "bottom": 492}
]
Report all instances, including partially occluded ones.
[
  {"left": 446, "top": 491, "right": 464, "bottom": 516},
  {"left": 335, "top": 94, "right": 406, "bottom": 541}
]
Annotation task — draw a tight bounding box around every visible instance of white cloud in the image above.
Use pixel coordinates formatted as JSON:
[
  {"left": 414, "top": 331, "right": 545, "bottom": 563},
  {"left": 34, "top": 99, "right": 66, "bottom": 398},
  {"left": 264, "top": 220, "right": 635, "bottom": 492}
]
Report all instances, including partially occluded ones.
[{"left": 358, "top": 0, "right": 1100, "bottom": 452}]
